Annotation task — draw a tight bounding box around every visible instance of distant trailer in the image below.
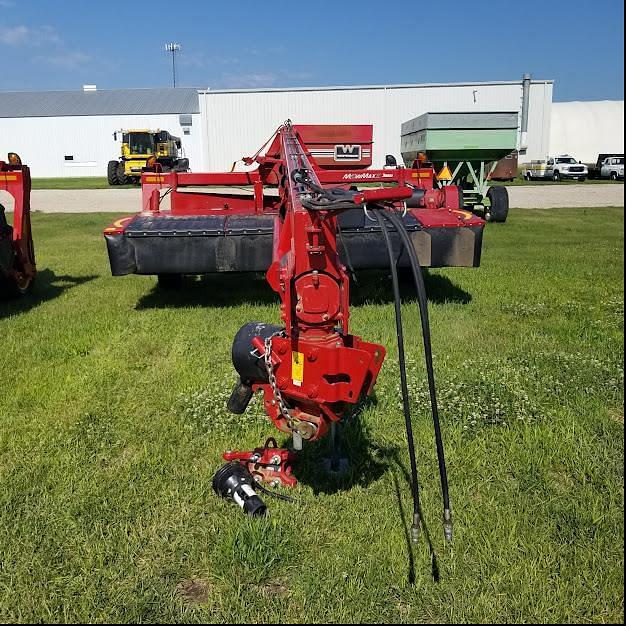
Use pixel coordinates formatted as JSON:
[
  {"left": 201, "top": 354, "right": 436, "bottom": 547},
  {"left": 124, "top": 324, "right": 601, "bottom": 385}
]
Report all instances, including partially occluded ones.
[
  {"left": 490, "top": 150, "right": 518, "bottom": 182},
  {"left": 401, "top": 112, "right": 519, "bottom": 222}
]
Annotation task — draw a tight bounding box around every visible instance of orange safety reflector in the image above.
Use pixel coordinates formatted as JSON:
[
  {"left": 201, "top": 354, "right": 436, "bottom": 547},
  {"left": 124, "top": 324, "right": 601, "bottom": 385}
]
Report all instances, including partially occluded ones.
[
  {"left": 0, "top": 174, "right": 18, "bottom": 181},
  {"left": 436, "top": 166, "right": 453, "bottom": 181},
  {"left": 145, "top": 175, "right": 165, "bottom": 183}
]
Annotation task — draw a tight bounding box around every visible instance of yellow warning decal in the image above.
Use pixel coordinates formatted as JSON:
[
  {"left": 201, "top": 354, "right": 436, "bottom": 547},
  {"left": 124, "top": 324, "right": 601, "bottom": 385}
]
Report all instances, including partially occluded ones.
[
  {"left": 0, "top": 175, "right": 18, "bottom": 181},
  {"left": 145, "top": 175, "right": 166, "bottom": 183},
  {"left": 436, "top": 166, "right": 452, "bottom": 181},
  {"left": 292, "top": 351, "right": 304, "bottom": 386}
]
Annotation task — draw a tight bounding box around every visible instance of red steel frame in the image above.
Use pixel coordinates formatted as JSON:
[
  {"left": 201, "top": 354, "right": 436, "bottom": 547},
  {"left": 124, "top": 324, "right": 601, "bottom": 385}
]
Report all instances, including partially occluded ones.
[
  {"left": 105, "top": 125, "right": 479, "bottom": 237},
  {"left": 0, "top": 159, "right": 36, "bottom": 292},
  {"left": 103, "top": 123, "right": 480, "bottom": 486},
  {"left": 217, "top": 124, "right": 449, "bottom": 485},
  {"left": 249, "top": 124, "right": 388, "bottom": 443}
]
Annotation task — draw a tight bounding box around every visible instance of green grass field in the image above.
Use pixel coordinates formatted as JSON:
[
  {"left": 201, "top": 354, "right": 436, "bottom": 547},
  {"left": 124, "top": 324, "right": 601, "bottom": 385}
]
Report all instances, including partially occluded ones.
[
  {"left": 31, "top": 177, "right": 137, "bottom": 190},
  {"left": 0, "top": 209, "right": 623, "bottom": 623}
]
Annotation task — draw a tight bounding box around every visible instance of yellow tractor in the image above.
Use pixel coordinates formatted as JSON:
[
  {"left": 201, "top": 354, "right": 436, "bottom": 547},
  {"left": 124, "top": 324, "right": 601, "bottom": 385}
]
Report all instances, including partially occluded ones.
[{"left": 107, "top": 129, "right": 190, "bottom": 185}]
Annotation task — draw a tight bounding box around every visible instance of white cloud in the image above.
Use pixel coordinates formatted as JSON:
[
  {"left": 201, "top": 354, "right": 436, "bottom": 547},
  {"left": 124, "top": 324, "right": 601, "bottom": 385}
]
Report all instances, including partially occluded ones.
[
  {"left": 35, "top": 50, "right": 91, "bottom": 69},
  {"left": 0, "top": 24, "right": 63, "bottom": 47},
  {"left": 215, "top": 69, "right": 314, "bottom": 89},
  {"left": 0, "top": 23, "right": 90, "bottom": 70},
  {"left": 220, "top": 72, "right": 279, "bottom": 88}
]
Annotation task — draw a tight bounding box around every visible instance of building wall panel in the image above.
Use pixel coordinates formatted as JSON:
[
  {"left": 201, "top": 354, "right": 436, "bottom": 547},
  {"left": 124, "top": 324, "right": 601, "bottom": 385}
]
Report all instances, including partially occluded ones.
[
  {"left": 199, "top": 82, "right": 553, "bottom": 171},
  {"left": 549, "top": 100, "right": 624, "bottom": 163},
  {"left": 0, "top": 113, "right": 202, "bottom": 178}
]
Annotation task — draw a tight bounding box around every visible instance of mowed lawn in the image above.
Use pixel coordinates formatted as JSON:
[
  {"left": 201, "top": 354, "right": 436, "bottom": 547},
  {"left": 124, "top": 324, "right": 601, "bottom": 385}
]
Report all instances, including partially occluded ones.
[{"left": 0, "top": 208, "right": 623, "bottom": 623}]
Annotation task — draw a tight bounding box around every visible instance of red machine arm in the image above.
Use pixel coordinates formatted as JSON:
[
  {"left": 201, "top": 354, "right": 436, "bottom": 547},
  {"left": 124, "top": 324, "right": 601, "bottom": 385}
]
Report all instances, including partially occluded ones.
[{"left": 0, "top": 154, "right": 36, "bottom": 295}]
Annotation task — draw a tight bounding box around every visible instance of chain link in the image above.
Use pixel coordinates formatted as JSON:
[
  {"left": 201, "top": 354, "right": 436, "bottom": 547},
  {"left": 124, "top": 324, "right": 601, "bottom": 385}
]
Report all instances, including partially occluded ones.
[{"left": 264, "top": 332, "right": 301, "bottom": 431}]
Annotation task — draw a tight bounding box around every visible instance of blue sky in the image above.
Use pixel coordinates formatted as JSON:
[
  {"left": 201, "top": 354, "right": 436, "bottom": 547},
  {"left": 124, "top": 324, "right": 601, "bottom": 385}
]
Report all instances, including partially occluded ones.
[{"left": 0, "top": 0, "right": 623, "bottom": 101}]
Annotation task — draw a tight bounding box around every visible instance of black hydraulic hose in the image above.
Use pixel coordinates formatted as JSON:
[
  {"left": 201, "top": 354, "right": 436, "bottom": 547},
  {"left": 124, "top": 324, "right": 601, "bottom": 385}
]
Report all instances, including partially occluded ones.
[
  {"left": 254, "top": 482, "right": 296, "bottom": 503},
  {"left": 380, "top": 208, "right": 453, "bottom": 542},
  {"left": 375, "top": 212, "right": 423, "bottom": 543}
]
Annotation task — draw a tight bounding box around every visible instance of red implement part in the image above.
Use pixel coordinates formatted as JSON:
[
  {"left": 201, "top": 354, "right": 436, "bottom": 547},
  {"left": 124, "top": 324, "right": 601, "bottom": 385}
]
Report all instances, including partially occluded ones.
[
  {"left": 241, "top": 125, "right": 390, "bottom": 444},
  {"left": 223, "top": 438, "right": 297, "bottom": 487},
  {"left": 0, "top": 158, "right": 36, "bottom": 294}
]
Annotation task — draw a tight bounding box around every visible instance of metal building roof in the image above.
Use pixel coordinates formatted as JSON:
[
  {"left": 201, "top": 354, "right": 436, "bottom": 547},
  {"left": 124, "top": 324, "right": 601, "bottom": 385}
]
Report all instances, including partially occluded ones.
[
  {"left": 199, "top": 79, "right": 554, "bottom": 95},
  {"left": 0, "top": 87, "right": 200, "bottom": 118}
]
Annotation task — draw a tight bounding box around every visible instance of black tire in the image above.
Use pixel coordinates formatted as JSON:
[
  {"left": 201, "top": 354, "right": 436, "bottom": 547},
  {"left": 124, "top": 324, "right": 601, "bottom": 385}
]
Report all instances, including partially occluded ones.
[
  {"left": 157, "top": 274, "right": 183, "bottom": 289},
  {"left": 553, "top": 170, "right": 561, "bottom": 182},
  {"left": 525, "top": 172, "right": 532, "bottom": 181},
  {"left": 579, "top": 177, "right": 587, "bottom": 182},
  {"left": 611, "top": 172, "right": 618, "bottom": 181},
  {"left": 0, "top": 207, "right": 34, "bottom": 298},
  {"left": 486, "top": 186, "right": 509, "bottom": 223},
  {"left": 107, "top": 160, "right": 119, "bottom": 185},
  {"left": 175, "top": 158, "right": 190, "bottom": 172},
  {"left": 117, "top": 162, "right": 129, "bottom": 186}
]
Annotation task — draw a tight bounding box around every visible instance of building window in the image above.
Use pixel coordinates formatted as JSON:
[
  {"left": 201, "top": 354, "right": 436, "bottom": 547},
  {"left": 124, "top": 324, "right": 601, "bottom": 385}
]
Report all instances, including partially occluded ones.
[{"left": 64, "top": 155, "right": 74, "bottom": 161}]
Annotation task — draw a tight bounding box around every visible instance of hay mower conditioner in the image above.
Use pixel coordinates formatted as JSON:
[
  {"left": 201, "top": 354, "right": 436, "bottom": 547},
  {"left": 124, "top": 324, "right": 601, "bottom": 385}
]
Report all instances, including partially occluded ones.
[
  {"left": 104, "top": 124, "right": 484, "bottom": 279},
  {"left": 0, "top": 154, "right": 36, "bottom": 296},
  {"left": 207, "top": 123, "right": 454, "bottom": 543}
]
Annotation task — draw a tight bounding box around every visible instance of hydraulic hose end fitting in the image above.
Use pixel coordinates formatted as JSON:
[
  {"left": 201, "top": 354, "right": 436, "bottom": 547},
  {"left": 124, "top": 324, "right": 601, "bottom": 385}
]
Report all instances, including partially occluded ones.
[
  {"left": 443, "top": 508, "right": 453, "bottom": 543},
  {"left": 411, "top": 513, "right": 421, "bottom": 544}
]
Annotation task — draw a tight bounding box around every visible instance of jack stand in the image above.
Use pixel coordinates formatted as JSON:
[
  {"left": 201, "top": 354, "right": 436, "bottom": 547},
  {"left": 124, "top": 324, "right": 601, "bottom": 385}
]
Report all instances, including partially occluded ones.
[
  {"left": 322, "top": 422, "right": 350, "bottom": 475},
  {"left": 291, "top": 431, "right": 303, "bottom": 452}
]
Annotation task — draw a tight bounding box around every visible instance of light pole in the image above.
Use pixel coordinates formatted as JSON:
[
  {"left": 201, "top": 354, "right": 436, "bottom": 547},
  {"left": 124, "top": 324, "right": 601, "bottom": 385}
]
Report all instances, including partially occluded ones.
[{"left": 165, "top": 42, "right": 181, "bottom": 88}]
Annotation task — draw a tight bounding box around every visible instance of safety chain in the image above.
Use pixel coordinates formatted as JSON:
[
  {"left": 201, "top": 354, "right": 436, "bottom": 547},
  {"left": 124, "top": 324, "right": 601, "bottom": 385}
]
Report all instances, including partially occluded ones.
[{"left": 264, "top": 332, "right": 301, "bottom": 431}]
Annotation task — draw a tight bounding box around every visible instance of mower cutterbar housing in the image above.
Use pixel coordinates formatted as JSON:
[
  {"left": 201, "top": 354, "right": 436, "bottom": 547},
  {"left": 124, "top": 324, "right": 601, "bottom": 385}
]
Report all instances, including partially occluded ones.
[
  {"left": 0, "top": 157, "right": 36, "bottom": 296},
  {"left": 104, "top": 125, "right": 484, "bottom": 277}
]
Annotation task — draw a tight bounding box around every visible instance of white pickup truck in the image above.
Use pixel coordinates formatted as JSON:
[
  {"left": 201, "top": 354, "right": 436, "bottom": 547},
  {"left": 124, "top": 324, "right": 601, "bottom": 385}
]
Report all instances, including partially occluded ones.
[
  {"left": 523, "top": 155, "right": 588, "bottom": 182},
  {"left": 599, "top": 156, "right": 625, "bottom": 180}
]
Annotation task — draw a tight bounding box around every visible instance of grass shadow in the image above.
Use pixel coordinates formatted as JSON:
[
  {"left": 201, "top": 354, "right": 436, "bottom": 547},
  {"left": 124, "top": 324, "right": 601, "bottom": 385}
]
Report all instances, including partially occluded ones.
[
  {"left": 0, "top": 269, "right": 97, "bottom": 320},
  {"left": 350, "top": 269, "right": 472, "bottom": 306},
  {"left": 135, "top": 273, "right": 276, "bottom": 310},
  {"left": 135, "top": 269, "right": 472, "bottom": 310},
  {"left": 281, "top": 406, "right": 441, "bottom": 584},
  {"left": 289, "top": 399, "right": 388, "bottom": 496}
]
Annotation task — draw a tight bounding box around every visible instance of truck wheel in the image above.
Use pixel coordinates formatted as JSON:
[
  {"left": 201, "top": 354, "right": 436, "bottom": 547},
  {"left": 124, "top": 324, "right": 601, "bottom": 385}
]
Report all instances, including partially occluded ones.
[
  {"left": 553, "top": 171, "right": 561, "bottom": 182},
  {"left": 117, "top": 162, "right": 129, "bottom": 185},
  {"left": 157, "top": 274, "right": 183, "bottom": 289},
  {"left": 485, "top": 186, "right": 509, "bottom": 223},
  {"left": 611, "top": 172, "right": 618, "bottom": 181},
  {"left": 107, "top": 160, "right": 119, "bottom": 185}
]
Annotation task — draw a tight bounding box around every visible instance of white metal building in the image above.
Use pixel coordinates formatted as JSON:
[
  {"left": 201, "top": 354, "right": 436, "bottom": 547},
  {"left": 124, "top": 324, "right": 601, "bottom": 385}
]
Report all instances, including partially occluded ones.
[
  {"left": 549, "top": 100, "right": 624, "bottom": 163},
  {"left": 199, "top": 79, "right": 554, "bottom": 170},
  {"left": 0, "top": 79, "right": 564, "bottom": 177},
  {"left": 0, "top": 87, "right": 202, "bottom": 177}
]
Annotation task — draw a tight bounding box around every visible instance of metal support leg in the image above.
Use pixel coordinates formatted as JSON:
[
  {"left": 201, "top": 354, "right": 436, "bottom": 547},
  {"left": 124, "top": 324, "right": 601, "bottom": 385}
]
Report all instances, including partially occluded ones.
[{"left": 323, "top": 422, "right": 349, "bottom": 474}]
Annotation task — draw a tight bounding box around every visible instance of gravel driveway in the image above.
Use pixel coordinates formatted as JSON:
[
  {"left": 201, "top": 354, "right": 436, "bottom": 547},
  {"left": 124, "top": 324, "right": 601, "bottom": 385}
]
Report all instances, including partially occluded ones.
[
  {"left": 507, "top": 184, "right": 623, "bottom": 209},
  {"left": 1, "top": 184, "right": 623, "bottom": 214}
]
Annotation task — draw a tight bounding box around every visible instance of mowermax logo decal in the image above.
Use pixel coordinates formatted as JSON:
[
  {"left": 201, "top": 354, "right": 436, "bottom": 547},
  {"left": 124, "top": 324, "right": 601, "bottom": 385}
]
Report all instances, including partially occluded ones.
[
  {"left": 334, "top": 144, "right": 362, "bottom": 162},
  {"left": 342, "top": 172, "right": 394, "bottom": 180}
]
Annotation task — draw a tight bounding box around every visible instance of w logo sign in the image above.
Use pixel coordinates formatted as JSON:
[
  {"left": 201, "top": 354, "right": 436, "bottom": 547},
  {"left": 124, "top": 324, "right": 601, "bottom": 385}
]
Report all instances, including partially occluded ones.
[{"left": 334, "top": 144, "right": 362, "bottom": 161}]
